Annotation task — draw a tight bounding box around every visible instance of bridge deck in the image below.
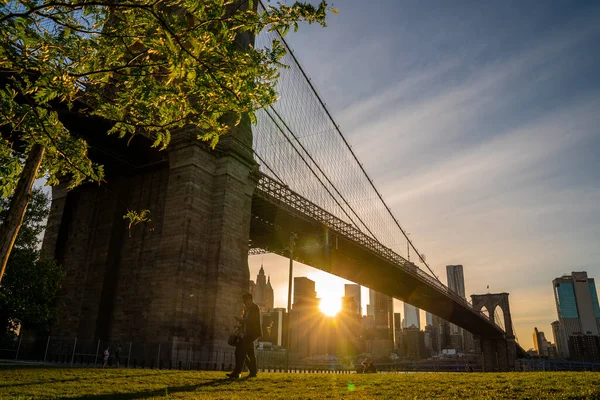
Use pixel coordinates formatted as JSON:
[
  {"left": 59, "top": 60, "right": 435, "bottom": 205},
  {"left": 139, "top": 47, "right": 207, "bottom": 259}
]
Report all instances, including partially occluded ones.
[{"left": 250, "top": 174, "right": 506, "bottom": 338}]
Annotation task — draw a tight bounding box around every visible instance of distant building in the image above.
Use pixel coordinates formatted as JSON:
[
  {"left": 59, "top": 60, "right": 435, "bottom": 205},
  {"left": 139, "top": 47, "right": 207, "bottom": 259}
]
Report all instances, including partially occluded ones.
[
  {"left": 547, "top": 343, "right": 558, "bottom": 359},
  {"left": 394, "top": 313, "right": 402, "bottom": 332},
  {"left": 446, "top": 265, "right": 466, "bottom": 298},
  {"left": 368, "top": 289, "right": 375, "bottom": 317},
  {"left": 361, "top": 314, "right": 375, "bottom": 330},
  {"left": 568, "top": 335, "right": 600, "bottom": 362},
  {"left": 439, "top": 318, "right": 452, "bottom": 351},
  {"left": 399, "top": 326, "right": 427, "bottom": 360},
  {"left": 533, "top": 327, "right": 550, "bottom": 357},
  {"left": 393, "top": 312, "right": 402, "bottom": 348},
  {"left": 250, "top": 265, "right": 274, "bottom": 311},
  {"left": 366, "top": 339, "right": 394, "bottom": 358},
  {"left": 341, "top": 296, "right": 358, "bottom": 315},
  {"left": 289, "top": 277, "right": 322, "bottom": 359},
  {"left": 403, "top": 303, "right": 420, "bottom": 329},
  {"left": 265, "top": 278, "right": 274, "bottom": 310},
  {"left": 552, "top": 271, "right": 600, "bottom": 359},
  {"left": 425, "top": 312, "right": 433, "bottom": 327},
  {"left": 369, "top": 290, "right": 393, "bottom": 340},
  {"left": 551, "top": 320, "right": 568, "bottom": 358},
  {"left": 429, "top": 314, "right": 443, "bottom": 355},
  {"left": 338, "top": 298, "right": 362, "bottom": 356},
  {"left": 450, "top": 333, "right": 464, "bottom": 352},
  {"left": 446, "top": 265, "right": 466, "bottom": 338},
  {"left": 344, "top": 284, "right": 362, "bottom": 315},
  {"left": 294, "top": 276, "right": 317, "bottom": 305},
  {"left": 424, "top": 325, "right": 434, "bottom": 355}
]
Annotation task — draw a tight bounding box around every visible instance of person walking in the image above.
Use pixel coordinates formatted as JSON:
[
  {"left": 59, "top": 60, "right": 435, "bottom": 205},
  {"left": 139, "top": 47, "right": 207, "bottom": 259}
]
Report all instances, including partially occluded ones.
[
  {"left": 227, "top": 293, "right": 262, "bottom": 379},
  {"left": 102, "top": 346, "right": 110, "bottom": 368},
  {"left": 115, "top": 345, "right": 122, "bottom": 368}
]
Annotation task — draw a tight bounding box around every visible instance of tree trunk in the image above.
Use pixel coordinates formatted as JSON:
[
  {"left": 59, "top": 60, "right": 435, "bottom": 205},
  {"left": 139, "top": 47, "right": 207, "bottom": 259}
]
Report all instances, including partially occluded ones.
[{"left": 0, "top": 143, "right": 45, "bottom": 283}]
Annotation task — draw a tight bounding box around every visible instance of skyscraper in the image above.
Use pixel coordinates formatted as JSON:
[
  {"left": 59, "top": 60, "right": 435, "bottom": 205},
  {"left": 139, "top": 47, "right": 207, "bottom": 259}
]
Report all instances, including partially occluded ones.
[
  {"left": 344, "top": 284, "right": 362, "bottom": 315},
  {"left": 446, "top": 265, "right": 466, "bottom": 338},
  {"left": 265, "top": 277, "right": 274, "bottom": 310},
  {"left": 394, "top": 312, "right": 402, "bottom": 350},
  {"left": 551, "top": 320, "right": 568, "bottom": 358},
  {"left": 403, "top": 303, "right": 420, "bottom": 329},
  {"left": 394, "top": 312, "right": 402, "bottom": 332},
  {"left": 367, "top": 289, "right": 375, "bottom": 317},
  {"left": 533, "top": 327, "right": 549, "bottom": 356},
  {"left": 553, "top": 271, "right": 600, "bottom": 359},
  {"left": 293, "top": 277, "right": 317, "bottom": 306},
  {"left": 369, "top": 290, "right": 394, "bottom": 340},
  {"left": 446, "top": 265, "right": 466, "bottom": 298},
  {"left": 250, "top": 265, "right": 274, "bottom": 311},
  {"left": 289, "top": 277, "right": 322, "bottom": 358},
  {"left": 553, "top": 272, "right": 600, "bottom": 336},
  {"left": 425, "top": 312, "right": 433, "bottom": 327},
  {"left": 342, "top": 296, "right": 358, "bottom": 314}
]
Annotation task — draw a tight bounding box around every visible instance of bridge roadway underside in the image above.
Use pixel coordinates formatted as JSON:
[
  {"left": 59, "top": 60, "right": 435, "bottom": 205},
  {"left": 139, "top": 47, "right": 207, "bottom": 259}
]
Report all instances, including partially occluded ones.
[{"left": 250, "top": 192, "right": 503, "bottom": 340}]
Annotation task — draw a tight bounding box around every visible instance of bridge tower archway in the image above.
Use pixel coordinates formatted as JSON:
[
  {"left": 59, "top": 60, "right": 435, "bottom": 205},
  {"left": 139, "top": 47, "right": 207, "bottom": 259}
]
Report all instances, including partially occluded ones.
[
  {"left": 480, "top": 305, "right": 490, "bottom": 320},
  {"left": 470, "top": 293, "right": 514, "bottom": 338},
  {"left": 470, "top": 292, "right": 517, "bottom": 372}
]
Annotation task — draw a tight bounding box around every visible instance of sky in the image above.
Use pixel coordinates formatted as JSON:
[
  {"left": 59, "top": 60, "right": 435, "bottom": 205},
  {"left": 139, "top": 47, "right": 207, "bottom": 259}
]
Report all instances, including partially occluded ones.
[{"left": 249, "top": 0, "right": 600, "bottom": 350}]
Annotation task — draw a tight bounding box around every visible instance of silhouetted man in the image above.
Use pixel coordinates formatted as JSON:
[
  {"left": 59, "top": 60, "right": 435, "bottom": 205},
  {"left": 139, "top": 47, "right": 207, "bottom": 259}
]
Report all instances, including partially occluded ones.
[{"left": 227, "top": 293, "right": 262, "bottom": 379}]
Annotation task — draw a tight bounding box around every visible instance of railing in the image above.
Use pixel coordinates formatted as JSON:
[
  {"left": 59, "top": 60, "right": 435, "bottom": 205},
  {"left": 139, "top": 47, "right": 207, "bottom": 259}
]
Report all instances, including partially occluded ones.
[
  {"left": 0, "top": 336, "right": 237, "bottom": 370},
  {"left": 0, "top": 335, "right": 354, "bottom": 373},
  {"left": 2, "top": 334, "right": 494, "bottom": 373},
  {"left": 255, "top": 173, "right": 503, "bottom": 332},
  {"left": 517, "top": 359, "right": 600, "bottom": 372}
]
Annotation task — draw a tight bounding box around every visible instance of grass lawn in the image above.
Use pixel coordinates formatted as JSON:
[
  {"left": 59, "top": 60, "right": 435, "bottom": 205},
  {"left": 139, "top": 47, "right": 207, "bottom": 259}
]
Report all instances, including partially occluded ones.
[{"left": 1, "top": 366, "right": 599, "bottom": 399}]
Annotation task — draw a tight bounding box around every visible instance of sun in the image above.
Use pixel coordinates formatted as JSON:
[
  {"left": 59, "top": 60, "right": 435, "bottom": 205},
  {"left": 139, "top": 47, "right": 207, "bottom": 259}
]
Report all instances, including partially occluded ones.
[{"left": 319, "top": 297, "right": 341, "bottom": 316}]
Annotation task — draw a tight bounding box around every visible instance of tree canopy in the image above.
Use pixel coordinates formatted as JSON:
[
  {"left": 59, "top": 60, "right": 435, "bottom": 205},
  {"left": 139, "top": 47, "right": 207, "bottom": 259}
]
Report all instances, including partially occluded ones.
[{"left": 0, "top": 0, "right": 335, "bottom": 281}]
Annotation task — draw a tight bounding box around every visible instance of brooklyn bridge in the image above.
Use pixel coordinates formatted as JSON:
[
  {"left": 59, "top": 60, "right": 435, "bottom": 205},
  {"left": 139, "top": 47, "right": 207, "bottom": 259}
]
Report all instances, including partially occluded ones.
[{"left": 37, "top": 15, "right": 524, "bottom": 372}]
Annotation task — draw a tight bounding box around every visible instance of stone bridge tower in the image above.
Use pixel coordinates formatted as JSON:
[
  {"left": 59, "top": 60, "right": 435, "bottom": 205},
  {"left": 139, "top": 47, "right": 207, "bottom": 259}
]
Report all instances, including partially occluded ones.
[
  {"left": 42, "top": 122, "right": 257, "bottom": 365},
  {"left": 470, "top": 293, "right": 517, "bottom": 371}
]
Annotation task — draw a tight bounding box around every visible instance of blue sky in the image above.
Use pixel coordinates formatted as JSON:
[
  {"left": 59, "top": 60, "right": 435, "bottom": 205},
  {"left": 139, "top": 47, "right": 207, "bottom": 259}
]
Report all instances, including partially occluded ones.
[{"left": 250, "top": 0, "right": 600, "bottom": 350}]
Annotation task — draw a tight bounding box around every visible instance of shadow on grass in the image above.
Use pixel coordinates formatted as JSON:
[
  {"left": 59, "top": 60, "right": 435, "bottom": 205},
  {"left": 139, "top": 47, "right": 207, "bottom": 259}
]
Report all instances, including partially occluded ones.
[
  {"left": 0, "top": 371, "right": 181, "bottom": 389},
  {"left": 67, "top": 376, "right": 253, "bottom": 399}
]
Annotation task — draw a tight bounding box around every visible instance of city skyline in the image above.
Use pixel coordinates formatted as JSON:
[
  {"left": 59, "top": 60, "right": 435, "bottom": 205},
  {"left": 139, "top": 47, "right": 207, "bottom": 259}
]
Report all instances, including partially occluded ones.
[
  {"left": 248, "top": 0, "right": 600, "bottom": 351},
  {"left": 249, "top": 257, "right": 600, "bottom": 351}
]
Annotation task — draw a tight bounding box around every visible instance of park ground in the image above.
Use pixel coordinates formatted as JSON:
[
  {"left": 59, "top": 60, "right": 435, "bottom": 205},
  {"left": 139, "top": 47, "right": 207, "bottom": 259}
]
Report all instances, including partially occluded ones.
[{"left": 1, "top": 366, "right": 599, "bottom": 399}]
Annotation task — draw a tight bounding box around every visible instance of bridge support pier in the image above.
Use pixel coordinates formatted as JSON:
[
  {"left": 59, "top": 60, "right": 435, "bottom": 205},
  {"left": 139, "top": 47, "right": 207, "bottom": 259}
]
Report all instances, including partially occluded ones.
[
  {"left": 477, "top": 337, "right": 516, "bottom": 372},
  {"left": 480, "top": 337, "right": 497, "bottom": 372},
  {"left": 43, "top": 124, "right": 258, "bottom": 364}
]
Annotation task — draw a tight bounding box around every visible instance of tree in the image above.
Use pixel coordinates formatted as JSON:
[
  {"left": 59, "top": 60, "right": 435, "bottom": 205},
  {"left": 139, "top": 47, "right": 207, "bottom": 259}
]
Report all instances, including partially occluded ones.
[
  {"left": 0, "top": 0, "right": 336, "bottom": 281},
  {"left": 0, "top": 188, "right": 64, "bottom": 340}
]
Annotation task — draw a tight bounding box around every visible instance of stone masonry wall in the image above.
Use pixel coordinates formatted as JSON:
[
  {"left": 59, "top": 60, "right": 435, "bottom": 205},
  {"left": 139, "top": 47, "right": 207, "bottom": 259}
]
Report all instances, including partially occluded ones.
[{"left": 44, "top": 126, "right": 257, "bottom": 360}]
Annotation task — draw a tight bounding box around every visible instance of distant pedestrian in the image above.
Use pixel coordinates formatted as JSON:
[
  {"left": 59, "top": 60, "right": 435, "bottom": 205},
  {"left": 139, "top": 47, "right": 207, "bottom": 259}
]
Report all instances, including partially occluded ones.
[
  {"left": 115, "top": 345, "right": 122, "bottom": 368},
  {"left": 361, "top": 358, "right": 376, "bottom": 373},
  {"left": 103, "top": 346, "right": 110, "bottom": 368},
  {"left": 227, "top": 293, "right": 262, "bottom": 379}
]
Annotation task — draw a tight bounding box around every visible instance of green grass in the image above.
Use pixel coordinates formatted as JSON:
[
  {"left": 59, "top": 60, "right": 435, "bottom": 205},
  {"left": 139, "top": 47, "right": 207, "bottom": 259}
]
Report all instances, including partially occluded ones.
[{"left": 1, "top": 366, "right": 599, "bottom": 399}]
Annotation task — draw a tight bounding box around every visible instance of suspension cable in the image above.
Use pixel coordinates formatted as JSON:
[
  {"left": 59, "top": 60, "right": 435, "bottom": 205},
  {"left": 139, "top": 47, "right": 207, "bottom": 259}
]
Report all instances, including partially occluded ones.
[
  {"left": 267, "top": 105, "right": 382, "bottom": 242},
  {"left": 256, "top": 2, "right": 440, "bottom": 282}
]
